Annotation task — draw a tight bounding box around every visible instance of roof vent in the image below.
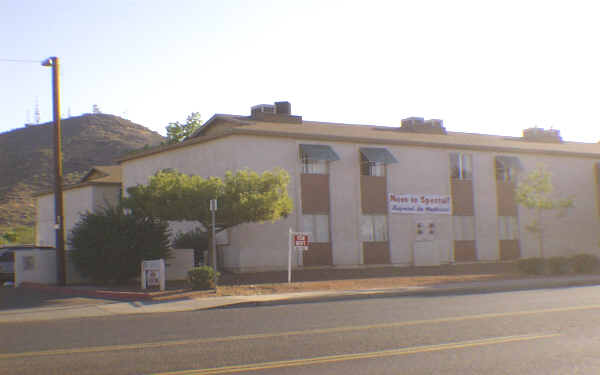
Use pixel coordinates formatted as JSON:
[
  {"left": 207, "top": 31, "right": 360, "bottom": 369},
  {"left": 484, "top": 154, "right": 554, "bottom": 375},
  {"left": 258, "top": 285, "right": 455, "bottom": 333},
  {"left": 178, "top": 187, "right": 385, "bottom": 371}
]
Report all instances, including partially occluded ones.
[
  {"left": 250, "top": 101, "right": 302, "bottom": 124},
  {"left": 251, "top": 104, "right": 275, "bottom": 117},
  {"left": 275, "top": 101, "right": 291, "bottom": 115},
  {"left": 399, "top": 117, "right": 447, "bottom": 135},
  {"left": 522, "top": 127, "right": 562, "bottom": 143}
]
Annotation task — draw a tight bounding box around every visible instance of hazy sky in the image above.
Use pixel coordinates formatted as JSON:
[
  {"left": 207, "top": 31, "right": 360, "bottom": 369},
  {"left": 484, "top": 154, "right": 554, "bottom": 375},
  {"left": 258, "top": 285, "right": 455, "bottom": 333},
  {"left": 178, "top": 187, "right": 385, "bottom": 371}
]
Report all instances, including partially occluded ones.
[{"left": 1, "top": 0, "right": 599, "bottom": 142}]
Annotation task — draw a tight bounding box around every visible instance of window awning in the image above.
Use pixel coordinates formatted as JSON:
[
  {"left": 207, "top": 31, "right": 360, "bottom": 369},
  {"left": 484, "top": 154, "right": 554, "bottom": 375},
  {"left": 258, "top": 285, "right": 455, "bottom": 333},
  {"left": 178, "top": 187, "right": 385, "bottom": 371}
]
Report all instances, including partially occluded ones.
[
  {"left": 299, "top": 144, "right": 340, "bottom": 161},
  {"left": 359, "top": 147, "right": 398, "bottom": 164},
  {"left": 496, "top": 156, "right": 523, "bottom": 170}
]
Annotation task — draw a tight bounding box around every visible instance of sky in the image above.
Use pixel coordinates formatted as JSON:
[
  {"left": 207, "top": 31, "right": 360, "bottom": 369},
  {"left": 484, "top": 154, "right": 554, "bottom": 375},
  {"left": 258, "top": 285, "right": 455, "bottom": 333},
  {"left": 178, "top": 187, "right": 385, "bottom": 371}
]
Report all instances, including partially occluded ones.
[{"left": 1, "top": 0, "right": 600, "bottom": 142}]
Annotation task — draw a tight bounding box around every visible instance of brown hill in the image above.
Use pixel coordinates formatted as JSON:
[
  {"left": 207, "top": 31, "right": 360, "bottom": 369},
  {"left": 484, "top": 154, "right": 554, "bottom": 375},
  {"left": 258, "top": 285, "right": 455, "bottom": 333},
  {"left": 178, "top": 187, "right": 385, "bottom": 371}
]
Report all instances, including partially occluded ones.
[{"left": 0, "top": 113, "right": 164, "bottom": 227}]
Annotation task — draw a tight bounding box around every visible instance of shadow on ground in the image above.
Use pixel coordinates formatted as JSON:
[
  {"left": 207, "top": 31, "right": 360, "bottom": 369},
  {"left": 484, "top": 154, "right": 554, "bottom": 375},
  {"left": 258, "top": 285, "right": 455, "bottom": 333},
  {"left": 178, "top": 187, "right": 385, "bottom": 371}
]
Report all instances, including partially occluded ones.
[{"left": 0, "top": 287, "right": 109, "bottom": 311}]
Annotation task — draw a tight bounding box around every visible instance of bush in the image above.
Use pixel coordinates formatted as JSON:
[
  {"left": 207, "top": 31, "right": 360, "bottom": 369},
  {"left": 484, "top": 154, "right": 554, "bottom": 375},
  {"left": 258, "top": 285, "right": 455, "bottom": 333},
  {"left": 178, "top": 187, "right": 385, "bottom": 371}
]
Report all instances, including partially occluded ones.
[
  {"left": 571, "top": 254, "right": 600, "bottom": 273},
  {"left": 517, "top": 257, "right": 546, "bottom": 275},
  {"left": 69, "top": 205, "right": 171, "bottom": 284},
  {"left": 547, "top": 256, "right": 571, "bottom": 275},
  {"left": 188, "top": 266, "right": 219, "bottom": 290}
]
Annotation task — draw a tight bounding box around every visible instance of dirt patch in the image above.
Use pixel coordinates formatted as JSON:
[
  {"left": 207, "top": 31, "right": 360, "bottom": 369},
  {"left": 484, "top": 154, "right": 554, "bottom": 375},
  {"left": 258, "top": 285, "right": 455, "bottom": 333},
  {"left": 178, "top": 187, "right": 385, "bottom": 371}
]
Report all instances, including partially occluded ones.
[{"left": 152, "top": 273, "right": 521, "bottom": 301}]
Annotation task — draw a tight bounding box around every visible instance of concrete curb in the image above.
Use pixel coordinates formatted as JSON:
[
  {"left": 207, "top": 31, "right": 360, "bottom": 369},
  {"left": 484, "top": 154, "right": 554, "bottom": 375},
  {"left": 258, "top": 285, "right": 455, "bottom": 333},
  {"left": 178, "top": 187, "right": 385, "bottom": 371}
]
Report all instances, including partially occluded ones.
[
  {"left": 8, "top": 276, "right": 600, "bottom": 323},
  {"left": 19, "top": 282, "right": 179, "bottom": 301},
  {"left": 213, "top": 277, "right": 600, "bottom": 309}
]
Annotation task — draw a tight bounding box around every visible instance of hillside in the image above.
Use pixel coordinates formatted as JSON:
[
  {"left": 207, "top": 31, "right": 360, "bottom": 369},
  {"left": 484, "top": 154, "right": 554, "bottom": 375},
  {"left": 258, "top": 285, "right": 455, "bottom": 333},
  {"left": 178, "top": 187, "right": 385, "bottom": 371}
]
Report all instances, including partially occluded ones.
[{"left": 0, "top": 114, "right": 164, "bottom": 227}]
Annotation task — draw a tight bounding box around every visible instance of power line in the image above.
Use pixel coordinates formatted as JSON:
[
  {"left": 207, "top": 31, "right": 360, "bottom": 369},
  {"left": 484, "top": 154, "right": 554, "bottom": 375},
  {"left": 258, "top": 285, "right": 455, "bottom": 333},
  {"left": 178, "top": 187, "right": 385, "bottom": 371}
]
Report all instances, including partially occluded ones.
[{"left": 0, "top": 58, "right": 41, "bottom": 64}]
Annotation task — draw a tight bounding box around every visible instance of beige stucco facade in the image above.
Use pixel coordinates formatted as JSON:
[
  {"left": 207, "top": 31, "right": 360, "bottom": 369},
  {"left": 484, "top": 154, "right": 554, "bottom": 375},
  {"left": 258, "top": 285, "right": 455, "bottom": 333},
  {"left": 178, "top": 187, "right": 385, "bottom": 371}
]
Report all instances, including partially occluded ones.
[
  {"left": 36, "top": 184, "right": 120, "bottom": 248},
  {"left": 121, "top": 125, "right": 600, "bottom": 272}
]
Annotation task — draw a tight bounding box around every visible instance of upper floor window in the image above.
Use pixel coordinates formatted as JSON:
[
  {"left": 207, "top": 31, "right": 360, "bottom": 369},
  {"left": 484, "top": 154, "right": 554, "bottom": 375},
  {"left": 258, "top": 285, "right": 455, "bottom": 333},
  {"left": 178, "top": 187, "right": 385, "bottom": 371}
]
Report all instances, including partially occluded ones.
[
  {"left": 360, "top": 154, "right": 385, "bottom": 176},
  {"left": 359, "top": 147, "right": 398, "bottom": 177},
  {"left": 495, "top": 156, "right": 522, "bottom": 182},
  {"left": 299, "top": 144, "right": 340, "bottom": 175},
  {"left": 302, "top": 159, "right": 329, "bottom": 174},
  {"left": 450, "top": 153, "right": 472, "bottom": 180}
]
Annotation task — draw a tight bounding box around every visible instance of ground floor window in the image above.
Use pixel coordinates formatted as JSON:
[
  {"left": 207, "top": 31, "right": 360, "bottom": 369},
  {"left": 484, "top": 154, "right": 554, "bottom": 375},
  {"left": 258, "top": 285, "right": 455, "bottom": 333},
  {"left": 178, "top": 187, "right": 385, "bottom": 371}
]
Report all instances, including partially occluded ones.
[
  {"left": 303, "top": 214, "right": 330, "bottom": 242},
  {"left": 453, "top": 215, "right": 475, "bottom": 241},
  {"left": 498, "top": 216, "right": 519, "bottom": 240},
  {"left": 360, "top": 215, "right": 388, "bottom": 242}
]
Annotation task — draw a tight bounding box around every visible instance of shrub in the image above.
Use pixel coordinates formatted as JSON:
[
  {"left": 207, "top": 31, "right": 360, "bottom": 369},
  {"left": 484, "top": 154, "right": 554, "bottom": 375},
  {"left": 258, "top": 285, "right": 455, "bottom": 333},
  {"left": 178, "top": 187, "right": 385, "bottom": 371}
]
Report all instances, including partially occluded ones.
[
  {"left": 69, "top": 205, "right": 171, "bottom": 284},
  {"left": 188, "top": 266, "right": 219, "bottom": 290},
  {"left": 517, "top": 257, "right": 546, "bottom": 275},
  {"left": 547, "top": 256, "right": 571, "bottom": 275},
  {"left": 571, "top": 254, "right": 600, "bottom": 273}
]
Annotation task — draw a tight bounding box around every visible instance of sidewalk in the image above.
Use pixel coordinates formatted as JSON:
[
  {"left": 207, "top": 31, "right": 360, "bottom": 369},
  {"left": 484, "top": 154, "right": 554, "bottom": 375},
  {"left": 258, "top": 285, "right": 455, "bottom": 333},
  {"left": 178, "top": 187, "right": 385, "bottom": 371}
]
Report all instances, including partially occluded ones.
[{"left": 3, "top": 274, "right": 600, "bottom": 323}]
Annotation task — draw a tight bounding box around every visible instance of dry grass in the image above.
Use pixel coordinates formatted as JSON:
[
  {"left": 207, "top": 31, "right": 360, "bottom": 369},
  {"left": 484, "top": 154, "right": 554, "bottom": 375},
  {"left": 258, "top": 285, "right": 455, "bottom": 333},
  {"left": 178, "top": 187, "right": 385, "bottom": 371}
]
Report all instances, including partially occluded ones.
[{"left": 151, "top": 273, "right": 517, "bottom": 301}]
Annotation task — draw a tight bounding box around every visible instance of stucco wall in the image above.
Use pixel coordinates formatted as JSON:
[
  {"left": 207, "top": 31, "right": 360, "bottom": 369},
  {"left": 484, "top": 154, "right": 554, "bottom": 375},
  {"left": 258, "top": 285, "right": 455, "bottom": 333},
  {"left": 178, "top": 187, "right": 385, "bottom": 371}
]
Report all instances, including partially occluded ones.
[
  {"left": 166, "top": 249, "right": 195, "bottom": 280},
  {"left": 473, "top": 152, "right": 500, "bottom": 261},
  {"left": 36, "top": 185, "right": 120, "bottom": 249},
  {"left": 387, "top": 146, "right": 453, "bottom": 264},
  {"left": 122, "top": 136, "right": 300, "bottom": 272},
  {"left": 517, "top": 155, "right": 599, "bottom": 258},
  {"left": 121, "top": 132, "right": 600, "bottom": 271},
  {"left": 15, "top": 249, "right": 57, "bottom": 286}
]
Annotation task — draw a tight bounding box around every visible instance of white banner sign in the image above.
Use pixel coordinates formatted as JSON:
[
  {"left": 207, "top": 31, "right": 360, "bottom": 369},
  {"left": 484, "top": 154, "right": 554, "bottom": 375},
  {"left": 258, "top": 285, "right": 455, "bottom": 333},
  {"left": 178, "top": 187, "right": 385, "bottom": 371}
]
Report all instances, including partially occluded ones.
[{"left": 389, "top": 193, "right": 451, "bottom": 215}]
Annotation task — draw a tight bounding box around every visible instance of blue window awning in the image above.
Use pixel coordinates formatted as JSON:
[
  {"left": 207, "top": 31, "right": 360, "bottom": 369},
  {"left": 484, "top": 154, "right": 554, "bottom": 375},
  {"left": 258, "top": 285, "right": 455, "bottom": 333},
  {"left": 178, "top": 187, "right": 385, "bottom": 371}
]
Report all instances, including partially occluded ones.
[
  {"left": 359, "top": 147, "right": 398, "bottom": 164},
  {"left": 299, "top": 144, "right": 340, "bottom": 161}
]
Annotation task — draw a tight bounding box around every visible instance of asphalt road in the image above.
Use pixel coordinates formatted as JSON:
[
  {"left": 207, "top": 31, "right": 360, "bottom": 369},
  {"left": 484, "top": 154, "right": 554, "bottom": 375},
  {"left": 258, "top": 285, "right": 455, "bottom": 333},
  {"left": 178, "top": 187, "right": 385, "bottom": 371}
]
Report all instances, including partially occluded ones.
[{"left": 3, "top": 286, "right": 600, "bottom": 374}]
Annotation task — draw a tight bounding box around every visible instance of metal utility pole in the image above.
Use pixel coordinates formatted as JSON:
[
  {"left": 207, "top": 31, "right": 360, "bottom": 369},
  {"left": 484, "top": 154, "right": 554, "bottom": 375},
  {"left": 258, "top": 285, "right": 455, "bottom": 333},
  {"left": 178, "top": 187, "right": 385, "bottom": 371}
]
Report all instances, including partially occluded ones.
[{"left": 42, "top": 56, "right": 66, "bottom": 286}]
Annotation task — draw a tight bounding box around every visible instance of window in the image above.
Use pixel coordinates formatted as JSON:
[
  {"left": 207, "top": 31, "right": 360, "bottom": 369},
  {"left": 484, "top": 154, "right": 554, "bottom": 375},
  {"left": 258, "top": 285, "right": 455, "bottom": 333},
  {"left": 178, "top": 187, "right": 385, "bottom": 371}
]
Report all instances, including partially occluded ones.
[
  {"left": 360, "top": 153, "right": 385, "bottom": 176},
  {"left": 498, "top": 216, "right": 519, "bottom": 240},
  {"left": 450, "top": 153, "right": 472, "bottom": 180},
  {"left": 302, "top": 158, "right": 329, "bottom": 174},
  {"left": 360, "top": 215, "right": 388, "bottom": 242},
  {"left": 302, "top": 214, "right": 330, "bottom": 242},
  {"left": 299, "top": 144, "right": 340, "bottom": 174},
  {"left": 453, "top": 216, "right": 475, "bottom": 241},
  {"left": 495, "top": 156, "right": 522, "bottom": 182}
]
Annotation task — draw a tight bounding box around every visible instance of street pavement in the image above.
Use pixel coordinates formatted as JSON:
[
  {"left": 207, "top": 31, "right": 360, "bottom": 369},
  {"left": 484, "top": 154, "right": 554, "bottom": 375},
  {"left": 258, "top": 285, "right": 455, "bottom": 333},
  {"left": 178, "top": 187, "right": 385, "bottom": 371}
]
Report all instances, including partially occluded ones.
[
  {"left": 3, "top": 283, "right": 600, "bottom": 374},
  {"left": 2, "top": 274, "right": 600, "bottom": 323}
]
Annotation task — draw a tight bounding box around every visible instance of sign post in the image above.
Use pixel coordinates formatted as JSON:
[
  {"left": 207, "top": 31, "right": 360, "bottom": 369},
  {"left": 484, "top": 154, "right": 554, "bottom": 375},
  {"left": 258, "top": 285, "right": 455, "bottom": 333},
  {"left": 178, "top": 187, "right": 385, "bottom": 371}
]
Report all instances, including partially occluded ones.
[
  {"left": 288, "top": 230, "right": 310, "bottom": 284},
  {"left": 210, "top": 199, "right": 218, "bottom": 273}
]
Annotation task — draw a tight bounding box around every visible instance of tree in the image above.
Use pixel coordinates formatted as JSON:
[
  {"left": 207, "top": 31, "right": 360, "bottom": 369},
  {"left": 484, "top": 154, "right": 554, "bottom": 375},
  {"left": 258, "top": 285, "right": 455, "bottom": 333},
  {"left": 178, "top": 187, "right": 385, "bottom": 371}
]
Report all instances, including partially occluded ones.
[
  {"left": 123, "top": 168, "right": 293, "bottom": 269},
  {"left": 515, "top": 166, "right": 573, "bottom": 258},
  {"left": 165, "top": 112, "right": 203, "bottom": 144},
  {"left": 69, "top": 205, "right": 171, "bottom": 284}
]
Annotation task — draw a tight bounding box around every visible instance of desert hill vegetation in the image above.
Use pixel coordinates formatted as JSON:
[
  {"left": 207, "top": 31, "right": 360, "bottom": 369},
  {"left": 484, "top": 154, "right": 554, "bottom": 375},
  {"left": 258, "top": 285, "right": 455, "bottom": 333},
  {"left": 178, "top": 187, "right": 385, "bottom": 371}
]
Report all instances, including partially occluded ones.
[{"left": 0, "top": 113, "right": 164, "bottom": 242}]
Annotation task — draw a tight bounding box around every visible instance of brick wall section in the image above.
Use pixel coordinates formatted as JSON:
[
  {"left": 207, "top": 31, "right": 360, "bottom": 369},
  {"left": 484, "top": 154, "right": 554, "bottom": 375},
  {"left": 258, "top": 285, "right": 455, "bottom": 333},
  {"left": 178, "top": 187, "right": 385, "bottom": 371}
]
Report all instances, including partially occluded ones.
[
  {"left": 499, "top": 240, "right": 520, "bottom": 260},
  {"left": 303, "top": 243, "right": 333, "bottom": 266},
  {"left": 454, "top": 240, "right": 477, "bottom": 261},
  {"left": 360, "top": 175, "right": 387, "bottom": 214},
  {"left": 451, "top": 180, "right": 474, "bottom": 216},
  {"left": 497, "top": 181, "right": 518, "bottom": 216},
  {"left": 363, "top": 241, "right": 390, "bottom": 264},
  {"left": 301, "top": 174, "right": 330, "bottom": 214}
]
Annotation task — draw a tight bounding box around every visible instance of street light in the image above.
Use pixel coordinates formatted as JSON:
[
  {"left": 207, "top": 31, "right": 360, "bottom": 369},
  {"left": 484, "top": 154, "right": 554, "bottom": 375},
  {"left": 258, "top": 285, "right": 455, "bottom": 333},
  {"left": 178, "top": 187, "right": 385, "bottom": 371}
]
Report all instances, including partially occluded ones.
[{"left": 42, "top": 56, "right": 66, "bottom": 286}]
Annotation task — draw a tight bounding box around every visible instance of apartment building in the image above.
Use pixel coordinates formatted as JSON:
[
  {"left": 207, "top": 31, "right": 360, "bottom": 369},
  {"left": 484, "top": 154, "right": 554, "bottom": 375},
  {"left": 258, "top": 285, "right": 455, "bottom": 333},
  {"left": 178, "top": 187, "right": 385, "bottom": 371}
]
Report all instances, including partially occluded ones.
[{"left": 115, "top": 102, "right": 600, "bottom": 272}]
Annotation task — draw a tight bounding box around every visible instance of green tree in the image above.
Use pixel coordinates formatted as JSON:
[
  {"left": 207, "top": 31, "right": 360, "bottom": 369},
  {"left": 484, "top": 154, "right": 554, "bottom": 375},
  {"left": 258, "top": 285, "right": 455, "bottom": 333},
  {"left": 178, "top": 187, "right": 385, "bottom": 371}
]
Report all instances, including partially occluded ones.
[
  {"left": 0, "top": 226, "right": 34, "bottom": 245},
  {"left": 123, "top": 168, "right": 293, "bottom": 269},
  {"left": 515, "top": 167, "right": 573, "bottom": 258},
  {"left": 165, "top": 112, "right": 203, "bottom": 144},
  {"left": 69, "top": 205, "right": 171, "bottom": 284}
]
